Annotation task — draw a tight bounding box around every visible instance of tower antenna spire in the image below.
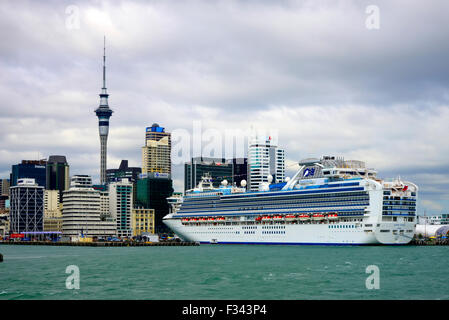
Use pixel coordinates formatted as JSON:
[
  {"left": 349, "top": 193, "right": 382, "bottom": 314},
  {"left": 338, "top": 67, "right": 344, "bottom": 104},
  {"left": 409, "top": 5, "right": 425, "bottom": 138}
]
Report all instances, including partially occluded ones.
[{"left": 103, "top": 35, "right": 106, "bottom": 89}]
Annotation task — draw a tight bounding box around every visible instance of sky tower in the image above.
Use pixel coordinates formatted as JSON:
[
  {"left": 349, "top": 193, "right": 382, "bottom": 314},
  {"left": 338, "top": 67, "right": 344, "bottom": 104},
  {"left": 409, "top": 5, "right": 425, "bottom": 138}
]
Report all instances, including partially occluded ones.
[{"left": 95, "top": 37, "right": 113, "bottom": 185}]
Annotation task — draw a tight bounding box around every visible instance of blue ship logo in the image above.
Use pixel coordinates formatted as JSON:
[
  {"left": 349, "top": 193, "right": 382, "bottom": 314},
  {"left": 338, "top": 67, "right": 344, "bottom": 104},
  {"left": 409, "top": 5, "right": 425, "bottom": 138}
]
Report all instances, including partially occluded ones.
[{"left": 303, "top": 168, "right": 315, "bottom": 177}]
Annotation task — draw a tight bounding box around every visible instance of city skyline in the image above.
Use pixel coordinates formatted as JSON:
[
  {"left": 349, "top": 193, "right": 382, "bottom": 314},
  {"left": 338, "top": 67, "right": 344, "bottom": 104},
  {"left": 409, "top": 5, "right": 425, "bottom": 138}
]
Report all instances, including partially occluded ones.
[{"left": 0, "top": 1, "right": 449, "bottom": 215}]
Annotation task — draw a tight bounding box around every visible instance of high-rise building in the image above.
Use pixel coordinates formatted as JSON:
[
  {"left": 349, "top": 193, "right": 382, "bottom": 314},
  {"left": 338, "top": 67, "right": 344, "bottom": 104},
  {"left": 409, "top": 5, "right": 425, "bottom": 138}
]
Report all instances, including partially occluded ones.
[
  {"left": 106, "top": 160, "right": 141, "bottom": 183},
  {"left": 142, "top": 124, "right": 171, "bottom": 175},
  {"left": 231, "top": 158, "right": 248, "bottom": 188},
  {"left": 94, "top": 38, "right": 113, "bottom": 185},
  {"left": 10, "top": 178, "right": 44, "bottom": 233},
  {"left": 46, "top": 155, "right": 69, "bottom": 200},
  {"left": 109, "top": 179, "right": 133, "bottom": 238},
  {"left": 247, "top": 135, "right": 285, "bottom": 191},
  {"left": 136, "top": 173, "right": 173, "bottom": 233},
  {"left": 11, "top": 160, "right": 47, "bottom": 187},
  {"left": 43, "top": 190, "right": 62, "bottom": 232},
  {"left": 184, "top": 157, "right": 233, "bottom": 191},
  {"left": 184, "top": 157, "right": 248, "bottom": 191},
  {"left": 62, "top": 175, "right": 116, "bottom": 239},
  {"left": 106, "top": 160, "right": 141, "bottom": 207}
]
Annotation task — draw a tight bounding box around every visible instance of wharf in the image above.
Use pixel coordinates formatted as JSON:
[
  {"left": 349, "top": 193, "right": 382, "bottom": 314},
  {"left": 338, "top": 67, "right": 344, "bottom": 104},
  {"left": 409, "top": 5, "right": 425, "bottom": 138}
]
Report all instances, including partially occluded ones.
[{"left": 0, "top": 241, "right": 199, "bottom": 247}]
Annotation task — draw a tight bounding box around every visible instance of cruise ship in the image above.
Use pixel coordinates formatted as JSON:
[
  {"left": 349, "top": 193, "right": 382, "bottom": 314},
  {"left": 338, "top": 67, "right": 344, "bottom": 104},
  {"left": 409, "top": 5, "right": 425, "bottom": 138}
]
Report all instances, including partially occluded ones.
[{"left": 163, "top": 156, "right": 417, "bottom": 245}]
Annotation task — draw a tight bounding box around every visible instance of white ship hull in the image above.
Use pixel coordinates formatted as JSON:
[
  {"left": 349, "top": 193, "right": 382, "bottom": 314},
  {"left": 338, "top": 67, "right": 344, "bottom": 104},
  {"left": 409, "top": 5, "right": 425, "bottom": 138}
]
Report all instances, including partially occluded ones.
[{"left": 163, "top": 217, "right": 415, "bottom": 245}]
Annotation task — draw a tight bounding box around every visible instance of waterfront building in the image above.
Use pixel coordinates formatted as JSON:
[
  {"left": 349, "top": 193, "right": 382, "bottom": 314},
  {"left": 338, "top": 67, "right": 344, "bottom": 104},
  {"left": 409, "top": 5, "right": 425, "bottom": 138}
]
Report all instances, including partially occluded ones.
[
  {"left": 0, "top": 209, "right": 9, "bottom": 237},
  {"left": 247, "top": 135, "right": 285, "bottom": 191},
  {"left": 9, "top": 178, "right": 44, "bottom": 233},
  {"left": 62, "top": 175, "right": 116, "bottom": 239},
  {"left": 46, "top": 155, "right": 69, "bottom": 200},
  {"left": 132, "top": 208, "right": 155, "bottom": 236},
  {"left": 142, "top": 123, "right": 171, "bottom": 175},
  {"left": 43, "top": 190, "right": 62, "bottom": 232},
  {"left": 94, "top": 38, "right": 113, "bottom": 185},
  {"left": 109, "top": 179, "right": 133, "bottom": 238},
  {"left": 11, "top": 160, "right": 47, "bottom": 187},
  {"left": 136, "top": 173, "right": 173, "bottom": 233}
]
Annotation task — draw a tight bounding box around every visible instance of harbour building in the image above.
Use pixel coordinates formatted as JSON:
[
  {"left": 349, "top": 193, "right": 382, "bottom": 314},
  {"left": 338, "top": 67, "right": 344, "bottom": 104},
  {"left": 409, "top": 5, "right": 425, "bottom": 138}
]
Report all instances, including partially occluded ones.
[
  {"left": 10, "top": 178, "right": 44, "bottom": 233},
  {"left": 247, "top": 135, "right": 285, "bottom": 191},
  {"left": 43, "top": 190, "right": 63, "bottom": 232},
  {"left": 94, "top": 38, "right": 113, "bottom": 185},
  {"left": 46, "top": 155, "right": 69, "bottom": 201},
  {"left": 132, "top": 208, "right": 155, "bottom": 236},
  {"left": 62, "top": 175, "right": 116, "bottom": 239},
  {"left": 109, "top": 179, "right": 133, "bottom": 238},
  {"left": 11, "top": 160, "right": 47, "bottom": 187},
  {"left": 142, "top": 124, "right": 171, "bottom": 175}
]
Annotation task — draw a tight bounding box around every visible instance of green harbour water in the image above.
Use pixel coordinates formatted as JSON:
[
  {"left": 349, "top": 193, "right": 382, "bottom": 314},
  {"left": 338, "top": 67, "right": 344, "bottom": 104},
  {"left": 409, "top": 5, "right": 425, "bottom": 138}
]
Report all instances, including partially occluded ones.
[{"left": 0, "top": 244, "right": 448, "bottom": 300}]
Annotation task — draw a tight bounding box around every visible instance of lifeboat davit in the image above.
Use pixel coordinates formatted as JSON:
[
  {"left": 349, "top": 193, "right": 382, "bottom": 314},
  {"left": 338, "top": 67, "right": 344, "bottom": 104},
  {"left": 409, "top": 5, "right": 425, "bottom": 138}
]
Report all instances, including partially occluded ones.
[
  {"left": 327, "top": 213, "right": 338, "bottom": 220},
  {"left": 299, "top": 214, "right": 310, "bottom": 221},
  {"left": 312, "top": 213, "right": 325, "bottom": 220},
  {"left": 285, "top": 214, "right": 296, "bottom": 221}
]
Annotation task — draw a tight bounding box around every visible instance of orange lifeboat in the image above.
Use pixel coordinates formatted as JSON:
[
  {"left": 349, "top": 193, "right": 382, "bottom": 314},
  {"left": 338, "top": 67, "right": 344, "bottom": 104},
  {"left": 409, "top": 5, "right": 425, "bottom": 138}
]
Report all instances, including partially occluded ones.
[
  {"left": 285, "top": 214, "right": 296, "bottom": 221},
  {"left": 199, "top": 218, "right": 208, "bottom": 223},
  {"left": 273, "top": 215, "right": 284, "bottom": 221},
  {"left": 312, "top": 213, "right": 325, "bottom": 220},
  {"left": 299, "top": 214, "right": 310, "bottom": 221},
  {"left": 261, "top": 215, "right": 273, "bottom": 222},
  {"left": 208, "top": 217, "right": 215, "bottom": 222},
  {"left": 327, "top": 213, "right": 338, "bottom": 220},
  {"left": 217, "top": 217, "right": 226, "bottom": 222}
]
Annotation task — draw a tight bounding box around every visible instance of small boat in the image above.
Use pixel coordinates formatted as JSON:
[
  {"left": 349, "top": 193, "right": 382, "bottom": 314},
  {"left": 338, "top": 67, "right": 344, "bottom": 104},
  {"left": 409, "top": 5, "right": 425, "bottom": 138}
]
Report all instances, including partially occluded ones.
[
  {"left": 208, "top": 217, "right": 215, "bottom": 222},
  {"left": 285, "top": 215, "right": 296, "bottom": 221},
  {"left": 217, "top": 217, "right": 226, "bottom": 222},
  {"left": 273, "top": 215, "right": 284, "bottom": 221},
  {"left": 261, "top": 215, "right": 273, "bottom": 222},
  {"left": 199, "top": 218, "right": 208, "bottom": 223},
  {"left": 299, "top": 214, "right": 310, "bottom": 221}
]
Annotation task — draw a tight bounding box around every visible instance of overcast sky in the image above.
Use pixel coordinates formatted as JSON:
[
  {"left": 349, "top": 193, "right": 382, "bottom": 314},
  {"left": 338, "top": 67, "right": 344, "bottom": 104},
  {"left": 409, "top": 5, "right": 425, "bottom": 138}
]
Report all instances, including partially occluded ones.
[{"left": 1, "top": 0, "right": 448, "bottom": 215}]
